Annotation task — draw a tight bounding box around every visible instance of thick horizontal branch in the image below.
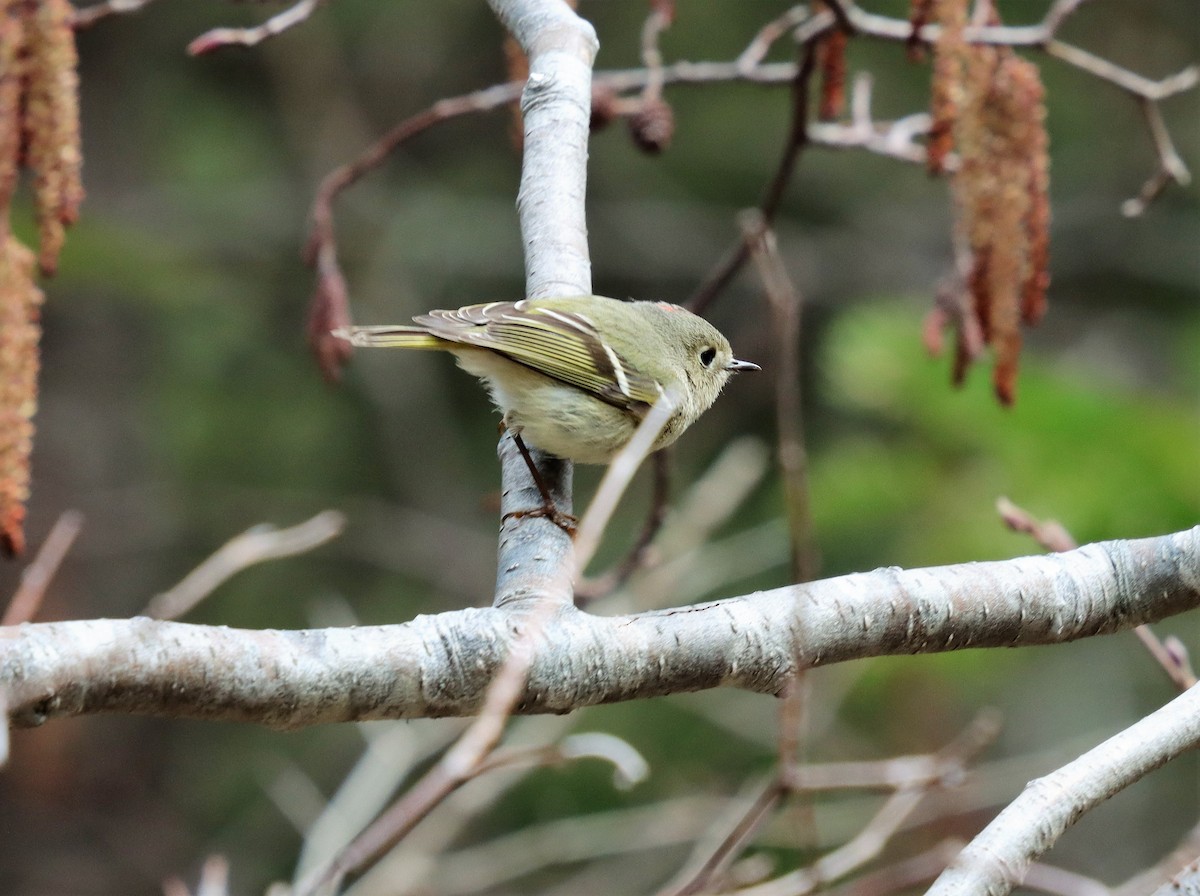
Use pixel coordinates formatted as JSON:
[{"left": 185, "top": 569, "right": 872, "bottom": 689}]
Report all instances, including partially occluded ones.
[{"left": 2, "top": 527, "right": 1197, "bottom": 731}]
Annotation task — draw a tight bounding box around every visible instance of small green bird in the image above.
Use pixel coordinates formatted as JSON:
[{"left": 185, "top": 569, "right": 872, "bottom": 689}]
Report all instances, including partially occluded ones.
[{"left": 335, "top": 295, "right": 758, "bottom": 465}]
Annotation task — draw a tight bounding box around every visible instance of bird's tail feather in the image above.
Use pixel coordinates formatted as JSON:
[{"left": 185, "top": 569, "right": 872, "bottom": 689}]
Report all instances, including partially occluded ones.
[{"left": 332, "top": 326, "right": 444, "bottom": 349}]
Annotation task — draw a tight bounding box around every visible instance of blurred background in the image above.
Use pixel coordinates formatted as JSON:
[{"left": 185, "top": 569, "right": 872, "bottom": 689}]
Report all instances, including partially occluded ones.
[{"left": 1, "top": 1, "right": 1198, "bottom": 893}]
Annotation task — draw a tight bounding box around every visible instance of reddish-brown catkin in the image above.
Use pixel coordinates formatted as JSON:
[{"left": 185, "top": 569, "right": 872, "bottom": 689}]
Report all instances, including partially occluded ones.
[{"left": 0, "top": 236, "right": 43, "bottom": 556}]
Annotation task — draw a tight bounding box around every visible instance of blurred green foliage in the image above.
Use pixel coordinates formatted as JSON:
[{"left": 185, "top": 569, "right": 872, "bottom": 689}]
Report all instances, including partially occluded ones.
[{"left": 0, "top": 1, "right": 1197, "bottom": 894}]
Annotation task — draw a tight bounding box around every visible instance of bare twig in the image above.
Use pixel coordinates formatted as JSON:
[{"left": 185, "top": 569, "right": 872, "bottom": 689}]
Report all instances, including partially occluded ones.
[
  {"left": 663, "top": 776, "right": 787, "bottom": 896},
  {"left": 163, "top": 855, "right": 230, "bottom": 896},
  {"left": 819, "top": 839, "right": 962, "bottom": 896},
  {"left": 996, "top": 496, "right": 1076, "bottom": 553},
  {"left": 2, "top": 509, "right": 84, "bottom": 626},
  {"left": 740, "top": 787, "right": 932, "bottom": 896},
  {"left": 690, "top": 41, "right": 817, "bottom": 314},
  {"left": 735, "top": 713, "right": 999, "bottom": 896},
  {"left": 998, "top": 497, "right": 1197, "bottom": 691},
  {"left": 283, "top": 721, "right": 461, "bottom": 884},
  {"left": 474, "top": 731, "right": 649, "bottom": 787},
  {"left": 293, "top": 596, "right": 556, "bottom": 896},
  {"left": 430, "top": 796, "right": 726, "bottom": 896},
  {"left": 304, "top": 80, "right": 524, "bottom": 378},
  {"left": 736, "top": 5, "right": 814, "bottom": 74},
  {"left": 69, "top": 0, "right": 159, "bottom": 29},
  {"left": 187, "top": 0, "right": 328, "bottom": 56},
  {"left": 665, "top": 711, "right": 1000, "bottom": 896},
  {"left": 740, "top": 211, "right": 818, "bottom": 582},
  {"left": 1116, "top": 819, "right": 1200, "bottom": 896},
  {"left": 305, "top": 82, "right": 523, "bottom": 266},
  {"left": 619, "top": 439, "right": 774, "bottom": 612},
  {"left": 576, "top": 449, "right": 671, "bottom": 602},
  {"left": 660, "top": 678, "right": 820, "bottom": 894},
  {"left": 928, "top": 684, "right": 1200, "bottom": 896},
  {"left": 294, "top": 393, "right": 675, "bottom": 893},
  {"left": 304, "top": 7, "right": 1194, "bottom": 344},
  {"left": 572, "top": 389, "right": 680, "bottom": 580},
  {"left": 809, "top": 75, "right": 950, "bottom": 168},
  {"left": 1122, "top": 97, "right": 1194, "bottom": 218},
  {"left": 1131, "top": 626, "right": 1198, "bottom": 691},
  {"left": 1023, "top": 862, "right": 1112, "bottom": 896},
  {"left": 143, "top": 511, "right": 346, "bottom": 620},
  {"left": 639, "top": 1, "right": 672, "bottom": 103},
  {"left": 1042, "top": 42, "right": 1199, "bottom": 102}
]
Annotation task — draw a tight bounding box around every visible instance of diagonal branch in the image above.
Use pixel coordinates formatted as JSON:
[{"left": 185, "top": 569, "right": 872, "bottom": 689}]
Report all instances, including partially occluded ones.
[
  {"left": 187, "top": 0, "right": 329, "bottom": 56},
  {"left": 928, "top": 681, "right": 1200, "bottom": 896}
]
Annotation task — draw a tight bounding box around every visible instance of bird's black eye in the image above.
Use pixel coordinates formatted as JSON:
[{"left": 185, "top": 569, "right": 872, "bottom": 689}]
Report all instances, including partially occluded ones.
[{"left": 699, "top": 347, "right": 717, "bottom": 368}]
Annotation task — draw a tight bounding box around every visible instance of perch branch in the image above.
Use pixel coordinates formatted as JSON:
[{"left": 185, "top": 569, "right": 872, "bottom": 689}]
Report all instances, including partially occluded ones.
[{"left": 3, "top": 527, "right": 1197, "bottom": 735}]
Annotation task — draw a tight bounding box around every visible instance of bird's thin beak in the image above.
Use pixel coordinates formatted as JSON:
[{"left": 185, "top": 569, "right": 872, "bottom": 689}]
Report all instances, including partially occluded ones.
[{"left": 726, "top": 358, "right": 761, "bottom": 372}]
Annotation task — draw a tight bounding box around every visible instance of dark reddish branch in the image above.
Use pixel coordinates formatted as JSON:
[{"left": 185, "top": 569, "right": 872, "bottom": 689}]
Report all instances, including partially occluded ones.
[
  {"left": 303, "top": 85, "right": 522, "bottom": 379},
  {"left": 816, "top": 28, "right": 848, "bottom": 121},
  {"left": 688, "top": 42, "right": 818, "bottom": 315}
]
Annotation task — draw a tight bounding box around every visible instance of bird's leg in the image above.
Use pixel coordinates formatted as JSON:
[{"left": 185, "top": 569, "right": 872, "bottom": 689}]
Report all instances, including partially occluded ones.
[{"left": 504, "top": 427, "right": 577, "bottom": 536}]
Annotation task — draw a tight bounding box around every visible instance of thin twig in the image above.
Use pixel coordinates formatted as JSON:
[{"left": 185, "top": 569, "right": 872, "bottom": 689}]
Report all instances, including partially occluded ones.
[
  {"left": 293, "top": 598, "right": 556, "bottom": 896},
  {"left": 143, "top": 511, "right": 346, "bottom": 620},
  {"left": 666, "top": 710, "right": 1000, "bottom": 896},
  {"left": 1043, "top": 41, "right": 1199, "bottom": 102},
  {"left": 304, "top": 81, "right": 525, "bottom": 378},
  {"left": 431, "top": 796, "right": 728, "bottom": 896},
  {"left": 187, "top": 0, "right": 328, "bottom": 56},
  {"left": 1122, "top": 97, "right": 1194, "bottom": 218},
  {"left": 304, "top": 8, "right": 1194, "bottom": 347},
  {"left": 306, "top": 82, "right": 522, "bottom": 264},
  {"left": 1131, "top": 626, "right": 1197, "bottom": 691},
  {"left": 665, "top": 676, "right": 813, "bottom": 895},
  {"left": 69, "top": 0, "right": 159, "bottom": 29},
  {"left": 575, "top": 449, "right": 671, "bottom": 602},
  {"left": 738, "top": 788, "right": 931, "bottom": 896},
  {"left": 620, "top": 438, "right": 773, "bottom": 611},
  {"left": 1022, "top": 862, "right": 1112, "bottom": 896},
  {"left": 818, "top": 839, "right": 962, "bottom": 896},
  {"left": 689, "top": 41, "right": 817, "bottom": 314},
  {"left": 996, "top": 496, "right": 1076, "bottom": 553},
  {"left": 163, "top": 855, "right": 231, "bottom": 896},
  {"left": 474, "top": 732, "right": 649, "bottom": 787},
  {"left": 293, "top": 398, "right": 679, "bottom": 894},
  {"left": 998, "top": 497, "right": 1197, "bottom": 691},
  {"left": 663, "top": 777, "right": 787, "bottom": 896},
  {"left": 740, "top": 211, "right": 818, "bottom": 582},
  {"left": 572, "top": 389, "right": 680, "bottom": 579},
  {"left": 736, "top": 5, "right": 815, "bottom": 74},
  {"left": 639, "top": 2, "right": 672, "bottom": 102},
  {"left": 2, "top": 509, "right": 84, "bottom": 627},
  {"left": 1115, "top": 819, "right": 1200, "bottom": 896},
  {"left": 927, "top": 684, "right": 1200, "bottom": 896},
  {"left": 736, "top": 712, "right": 1000, "bottom": 896}
]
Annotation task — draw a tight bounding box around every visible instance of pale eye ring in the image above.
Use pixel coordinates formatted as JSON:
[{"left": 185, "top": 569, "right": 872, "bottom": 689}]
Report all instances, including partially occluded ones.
[{"left": 699, "top": 347, "right": 717, "bottom": 368}]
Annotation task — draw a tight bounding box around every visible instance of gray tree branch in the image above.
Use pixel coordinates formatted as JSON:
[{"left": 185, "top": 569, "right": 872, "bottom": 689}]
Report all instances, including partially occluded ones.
[
  {"left": 2, "top": 526, "right": 1196, "bottom": 736},
  {"left": 489, "top": 0, "right": 598, "bottom": 610}
]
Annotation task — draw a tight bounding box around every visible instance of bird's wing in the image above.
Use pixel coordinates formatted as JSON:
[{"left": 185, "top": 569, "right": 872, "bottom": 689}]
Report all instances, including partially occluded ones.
[{"left": 416, "top": 301, "right": 662, "bottom": 411}]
